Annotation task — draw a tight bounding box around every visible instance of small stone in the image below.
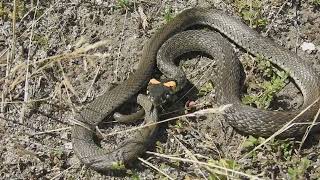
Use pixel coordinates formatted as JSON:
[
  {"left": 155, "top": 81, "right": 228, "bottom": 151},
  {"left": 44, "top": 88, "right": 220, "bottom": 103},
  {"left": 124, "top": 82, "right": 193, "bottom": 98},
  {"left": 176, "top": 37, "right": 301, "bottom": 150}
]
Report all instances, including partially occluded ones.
[
  {"left": 301, "top": 42, "right": 316, "bottom": 52},
  {"left": 64, "top": 142, "right": 73, "bottom": 150}
]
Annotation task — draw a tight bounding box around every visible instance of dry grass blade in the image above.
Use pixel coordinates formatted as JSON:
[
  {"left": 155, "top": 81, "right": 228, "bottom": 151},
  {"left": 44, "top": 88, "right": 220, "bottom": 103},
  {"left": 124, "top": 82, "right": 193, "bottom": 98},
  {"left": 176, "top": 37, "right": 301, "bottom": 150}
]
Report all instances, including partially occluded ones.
[
  {"left": 81, "top": 66, "right": 101, "bottom": 103},
  {"left": 174, "top": 135, "right": 208, "bottom": 179},
  {"left": 138, "top": 157, "right": 175, "bottom": 180},
  {"left": 10, "top": 0, "right": 17, "bottom": 65},
  {"left": 299, "top": 106, "right": 320, "bottom": 151},
  {"left": 31, "top": 127, "right": 71, "bottom": 136},
  {"left": 102, "top": 104, "right": 230, "bottom": 137},
  {"left": 69, "top": 118, "right": 94, "bottom": 132},
  {"left": 147, "top": 151, "right": 262, "bottom": 179},
  {"left": 0, "top": 40, "right": 111, "bottom": 85},
  {"left": 1, "top": 97, "right": 51, "bottom": 104},
  {"left": 20, "top": 0, "right": 40, "bottom": 123}
]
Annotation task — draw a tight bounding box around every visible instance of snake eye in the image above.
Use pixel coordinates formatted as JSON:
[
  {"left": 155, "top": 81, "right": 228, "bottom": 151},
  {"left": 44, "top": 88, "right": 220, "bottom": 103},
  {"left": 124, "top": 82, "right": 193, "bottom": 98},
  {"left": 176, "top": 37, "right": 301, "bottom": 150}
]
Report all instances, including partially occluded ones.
[{"left": 165, "top": 93, "right": 171, "bottom": 99}]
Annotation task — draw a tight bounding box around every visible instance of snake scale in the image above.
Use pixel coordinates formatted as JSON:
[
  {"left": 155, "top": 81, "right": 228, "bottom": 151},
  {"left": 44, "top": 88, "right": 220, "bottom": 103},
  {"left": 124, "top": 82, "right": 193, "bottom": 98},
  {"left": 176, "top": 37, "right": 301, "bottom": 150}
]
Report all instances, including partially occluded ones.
[{"left": 72, "top": 7, "right": 320, "bottom": 171}]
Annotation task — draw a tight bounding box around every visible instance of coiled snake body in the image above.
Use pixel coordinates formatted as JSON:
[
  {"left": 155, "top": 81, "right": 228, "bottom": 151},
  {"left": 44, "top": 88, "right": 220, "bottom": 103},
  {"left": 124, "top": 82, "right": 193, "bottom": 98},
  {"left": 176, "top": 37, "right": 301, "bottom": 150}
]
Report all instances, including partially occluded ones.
[{"left": 72, "top": 7, "right": 320, "bottom": 171}]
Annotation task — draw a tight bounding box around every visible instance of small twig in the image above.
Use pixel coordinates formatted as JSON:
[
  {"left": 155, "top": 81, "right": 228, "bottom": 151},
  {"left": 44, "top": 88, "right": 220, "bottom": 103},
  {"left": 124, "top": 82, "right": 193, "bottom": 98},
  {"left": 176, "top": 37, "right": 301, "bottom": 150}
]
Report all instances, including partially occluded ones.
[
  {"left": 69, "top": 118, "right": 94, "bottom": 132},
  {"left": 31, "top": 127, "right": 71, "bottom": 136},
  {"left": 138, "top": 157, "right": 175, "bottom": 180},
  {"left": 1, "top": 97, "right": 51, "bottom": 104}
]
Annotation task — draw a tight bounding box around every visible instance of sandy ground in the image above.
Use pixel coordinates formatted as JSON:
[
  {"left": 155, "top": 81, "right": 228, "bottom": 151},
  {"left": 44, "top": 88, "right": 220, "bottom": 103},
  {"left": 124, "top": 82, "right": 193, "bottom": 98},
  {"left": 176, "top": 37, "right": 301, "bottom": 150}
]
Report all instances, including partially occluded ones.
[{"left": 0, "top": 0, "right": 320, "bottom": 179}]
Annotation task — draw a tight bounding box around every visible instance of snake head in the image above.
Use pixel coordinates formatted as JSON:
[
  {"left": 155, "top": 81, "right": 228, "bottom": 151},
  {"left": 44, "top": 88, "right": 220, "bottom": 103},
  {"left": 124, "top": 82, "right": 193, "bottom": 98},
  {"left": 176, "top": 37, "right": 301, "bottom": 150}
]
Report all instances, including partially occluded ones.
[{"left": 147, "top": 78, "right": 177, "bottom": 106}]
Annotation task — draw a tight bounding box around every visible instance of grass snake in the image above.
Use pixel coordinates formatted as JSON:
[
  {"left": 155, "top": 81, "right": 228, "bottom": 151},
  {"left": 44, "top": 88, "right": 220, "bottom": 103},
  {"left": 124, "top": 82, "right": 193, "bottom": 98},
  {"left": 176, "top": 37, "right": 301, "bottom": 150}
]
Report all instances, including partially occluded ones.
[{"left": 72, "top": 7, "right": 320, "bottom": 172}]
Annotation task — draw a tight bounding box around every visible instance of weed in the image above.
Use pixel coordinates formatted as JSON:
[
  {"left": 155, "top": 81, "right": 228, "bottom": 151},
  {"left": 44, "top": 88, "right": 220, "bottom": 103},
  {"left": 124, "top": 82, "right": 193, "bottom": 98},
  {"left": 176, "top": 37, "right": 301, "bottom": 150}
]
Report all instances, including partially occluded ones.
[
  {"left": 198, "top": 81, "right": 214, "bottom": 97},
  {"left": 51, "top": 148, "right": 64, "bottom": 158},
  {"left": 130, "top": 172, "right": 141, "bottom": 180},
  {"left": 288, "top": 158, "right": 311, "bottom": 180},
  {"left": 242, "top": 135, "right": 265, "bottom": 149},
  {"left": 155, "top": 141, "right": 165, "bottom": 154},
  {"left": 111, "top": 161, "right": 126, "bottom": 170},
  {"left": 116, "top": 0, "right": 130, "bottom": 9},
  {"left": 164, "top": 6, "right": 173, "bottom": 22},
  {"left": 242, "top": 136, "right": 294, "bottom": 160},
  {"left": 241, "top": 135, "right": 266, "bottom": 158},
  {"left": 174, "top": 119, "right": 184, "bottom": 129},
  {"left": 242, "top": 55, "right": 288, "bottom": 109},
  {"left": 234, "top": 0, "right": 268, "bottom": 29},
  {"left": 33, "top": 34, "right": 49, "bottom": 48},
  {"left": 0, "top": 2, "right": 11, "bottom": 20},
  {"left": 312, "top": 0, "right": 320, "bottom": 6},
  {"left": 208, "top": 158, "right": 240, "bottom": 179}
]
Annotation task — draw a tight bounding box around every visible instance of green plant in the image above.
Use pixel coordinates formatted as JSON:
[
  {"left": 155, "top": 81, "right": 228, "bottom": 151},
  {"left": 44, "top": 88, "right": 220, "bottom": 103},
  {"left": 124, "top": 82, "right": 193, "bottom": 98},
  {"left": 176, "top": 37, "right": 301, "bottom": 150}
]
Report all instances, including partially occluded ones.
[
  {"left": 208, "top": 158, "right": 240, "bottom": 179},
  {"left": 116, "top": 0, "right": 130, "bottom": 9},
  {"left": 174, "top": 119, "right": 183, "bottom": 129},
  {"left": 198, "top": 81, "right": 215, "bottom": 97},
  {"left": 242, "top": 135, "right": 265, "bottom": 149},
  {"left": 155, "top": 141, "right": 165, "bottom": 154},
  {"left": 164, "top": 6, "right": 173, "bottom": 22},
  {"left": 111, "top": 161, "right": 126, "bottom": 170},
  {"left": 130, "top": 172, "right": 141, "bottom": 180},
  {"left": 51, "top": 148, "right": 64, "bottom": 158},
  {"left": 288, "top": 158, "right": 311, "bottom": 180},
  {"left": 241, "top": 135, "right": 265, "bottom": 158},
  {"left": 312, "top": 0, "right": 320, "bottom": 6},
  {"left": 242, "top": 55, "right": 288, "bottom": 109},
  {"left": 234, "top": 0, "right": 268, "bottom": 29},
  {"left": 33, "top": 34, "right": 49, "bottom": 48}
]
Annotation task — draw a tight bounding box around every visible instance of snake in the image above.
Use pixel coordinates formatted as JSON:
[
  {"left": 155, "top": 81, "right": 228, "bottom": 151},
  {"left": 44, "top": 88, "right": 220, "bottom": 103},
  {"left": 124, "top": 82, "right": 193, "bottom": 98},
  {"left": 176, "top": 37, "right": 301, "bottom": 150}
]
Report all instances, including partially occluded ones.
[{"left": 71, "top": 7, "right": 320, "bottom": 172}]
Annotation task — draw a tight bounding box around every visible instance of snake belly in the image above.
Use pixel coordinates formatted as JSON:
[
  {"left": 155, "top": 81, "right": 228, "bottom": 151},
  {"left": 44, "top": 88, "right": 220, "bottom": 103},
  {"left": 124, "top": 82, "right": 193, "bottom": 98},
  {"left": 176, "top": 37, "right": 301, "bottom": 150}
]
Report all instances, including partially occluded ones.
[{"left": 156, "top": 8, "right": 320, "bottom": 137}]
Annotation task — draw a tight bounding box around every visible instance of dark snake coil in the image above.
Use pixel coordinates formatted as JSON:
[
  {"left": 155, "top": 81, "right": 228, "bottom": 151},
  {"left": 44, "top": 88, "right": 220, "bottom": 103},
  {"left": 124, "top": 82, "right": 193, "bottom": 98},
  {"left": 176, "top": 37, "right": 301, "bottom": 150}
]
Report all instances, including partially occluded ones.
[{"left": 72, "top": 7, "right": 320, "bottom": 171}]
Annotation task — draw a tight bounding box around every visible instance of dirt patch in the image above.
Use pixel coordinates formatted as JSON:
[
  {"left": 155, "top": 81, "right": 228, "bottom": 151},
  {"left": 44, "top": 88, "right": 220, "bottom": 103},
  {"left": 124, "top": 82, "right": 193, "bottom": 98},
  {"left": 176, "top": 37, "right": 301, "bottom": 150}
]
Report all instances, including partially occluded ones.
[{"left": 0, "top": 0, "right": 320, "bottom": 179}]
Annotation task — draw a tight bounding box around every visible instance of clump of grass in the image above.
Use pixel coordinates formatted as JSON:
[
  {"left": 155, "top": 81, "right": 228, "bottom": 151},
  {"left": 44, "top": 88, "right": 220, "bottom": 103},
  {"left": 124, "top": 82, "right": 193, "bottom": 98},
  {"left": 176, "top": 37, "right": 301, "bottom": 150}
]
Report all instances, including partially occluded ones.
[
  {"left": 0, "top": 1, "right": 27, "bottom": 21},
  {"left": 233, "top": 0, "right": 268, "bottom": 29}
]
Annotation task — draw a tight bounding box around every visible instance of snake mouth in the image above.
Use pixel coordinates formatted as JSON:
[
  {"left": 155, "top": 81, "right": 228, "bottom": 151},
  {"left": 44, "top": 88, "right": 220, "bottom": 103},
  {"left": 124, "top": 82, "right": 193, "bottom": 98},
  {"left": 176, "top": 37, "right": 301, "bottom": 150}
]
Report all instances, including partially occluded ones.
[{"left": 147, "top": 78, "right": 177, "bottom": 106}]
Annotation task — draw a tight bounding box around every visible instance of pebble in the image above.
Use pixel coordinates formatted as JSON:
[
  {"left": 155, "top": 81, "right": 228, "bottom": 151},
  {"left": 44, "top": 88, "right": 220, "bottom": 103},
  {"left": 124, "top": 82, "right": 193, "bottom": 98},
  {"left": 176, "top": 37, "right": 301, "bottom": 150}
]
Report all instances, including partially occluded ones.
[
  {"left": 301, "top": 42, "right": 316, "bottom": 52},
  {"left": 64, "top": 142, "right": 73, "bottom": 150}
]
